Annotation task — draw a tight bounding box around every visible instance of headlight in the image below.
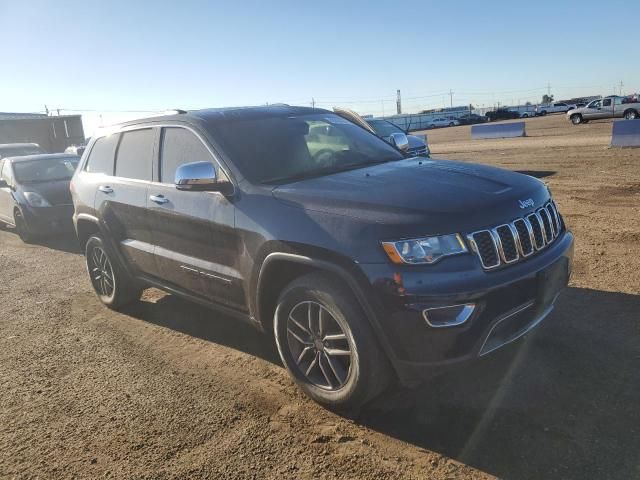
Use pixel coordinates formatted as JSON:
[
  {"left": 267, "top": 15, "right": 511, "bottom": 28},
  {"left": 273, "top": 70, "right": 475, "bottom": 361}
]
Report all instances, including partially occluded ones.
[
  {"left": 382, "top": 234, "right": 467, "bottom": 264},
  {"left": 24, "top": 192, "right": 51, "bottom": 207}
]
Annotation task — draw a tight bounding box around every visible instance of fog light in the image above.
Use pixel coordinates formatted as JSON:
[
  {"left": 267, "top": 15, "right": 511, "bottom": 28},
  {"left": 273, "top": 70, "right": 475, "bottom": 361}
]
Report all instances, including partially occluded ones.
[{"left": 423, "top": 303, "right": 476, "bottom": 328}]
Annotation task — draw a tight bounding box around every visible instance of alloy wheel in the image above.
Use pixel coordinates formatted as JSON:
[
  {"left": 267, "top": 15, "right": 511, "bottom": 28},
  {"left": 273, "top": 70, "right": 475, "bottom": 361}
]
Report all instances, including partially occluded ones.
[
  {"left": 89, "top": 246, "right": 115, "bottom": 299},
  {"left": 286, "top": 301, "right": 352, "bottom": 391}
]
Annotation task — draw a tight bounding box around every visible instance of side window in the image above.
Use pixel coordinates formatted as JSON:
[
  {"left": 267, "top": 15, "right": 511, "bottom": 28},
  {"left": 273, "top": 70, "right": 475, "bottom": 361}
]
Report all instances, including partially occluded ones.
[
  {"left": 85, "top": 135, "right": 118, "bottom": 174},
  {"left": 602, "top": 99, "right": 612, "bottom": 107},
  {"left": 115, "top": 129, "right": 155, "bottom": 181},
  {"left": 160, "top": 127, "right": 214, "bottom": 183}
]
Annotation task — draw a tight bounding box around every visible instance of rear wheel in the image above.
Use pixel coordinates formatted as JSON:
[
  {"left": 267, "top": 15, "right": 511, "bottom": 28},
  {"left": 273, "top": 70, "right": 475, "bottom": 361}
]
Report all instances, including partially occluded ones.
[
  {"left": 571, "top": 114, "right": 583, "bottom": 125},
  {"left": 85, "top": 235, "right": 142, "bottom": 309},
  {"left": 624, "top": 109, "right": 638, "bottom": 120},
  {"left": 14, "top": 209, "right": 34, "bottom": 243},
  {"left": 274, "top": 272, "right": 390, "bottom": 411},
  {"left": 540, "top": 110, "right": 547, "bottom": 116},
  {"left": 448, "top": 122, "right": 454, "bottom": 127}
]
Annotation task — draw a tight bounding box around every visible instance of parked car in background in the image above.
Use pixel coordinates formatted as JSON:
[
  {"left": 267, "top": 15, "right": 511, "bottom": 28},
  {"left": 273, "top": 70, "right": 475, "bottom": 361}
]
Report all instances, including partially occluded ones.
[
  {"left": 0, "top": 143, "right": 45, "bottom": 159},
  {"left": 485, "top": 109, "right": 520, "bottom": 122},
  {"left": 536, "top": 102, "right": 571, "bottom": 115},
  {"left": 518, "top": 111, "right": 536, "bottom": 118},
  {"left": 567, "top": 96, "right": 640, "bottom": 124},
  {"left": 334, "top": 108, "right": 430, "bottom": 157},
  {"left": 0, "top": 153, "right": 79, "bottom": 241},
  {"left": 65, "top": 144, "right": 87, "bottom": 156},
  {"left": 429, "top": 117, "right": 460, "bottom": 128},
  {"left": 457, "top": 113, "right": 488, "bottom": 125},
  {"left": 71, "top": 105, "right": 573, "bottom": 410}
]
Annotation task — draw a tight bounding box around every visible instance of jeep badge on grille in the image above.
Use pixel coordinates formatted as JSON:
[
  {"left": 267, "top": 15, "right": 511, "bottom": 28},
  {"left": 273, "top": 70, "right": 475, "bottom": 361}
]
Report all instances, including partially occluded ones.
[{"left": 518, "top": 198, "right": 535, "bottom": 209}]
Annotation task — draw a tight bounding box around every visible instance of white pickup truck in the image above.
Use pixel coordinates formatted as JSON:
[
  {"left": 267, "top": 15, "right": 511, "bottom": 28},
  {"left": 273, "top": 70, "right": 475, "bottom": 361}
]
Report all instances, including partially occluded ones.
[
  {"left": 535, "top": 102, "right": 571, "bottom": 115},
  {"left": 566, "top": 96, "right": 640, "bottom": 125}
]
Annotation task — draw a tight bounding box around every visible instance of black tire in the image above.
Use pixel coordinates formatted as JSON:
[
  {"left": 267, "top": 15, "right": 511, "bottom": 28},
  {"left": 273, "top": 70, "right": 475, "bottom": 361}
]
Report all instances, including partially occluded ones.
[
  {"left": 85, "top": 235, "right": 142, "bottom": 309},
  {"left": 540, "top": 110, "right": 547, "bottom": 116},
  {"left": 570, "top": 114, "right": 583, "bottom": 125},
  {"left": 448, "top": 122, "right": 454, "bottom": 127},
  {"left": 624, "top": 109, "right": 638, "bottom": 120},
  {"left": 14, "top": 209, "right": 34, "bottom": 243},
  {"left": 274, "top": 272, "right": 391, "bottom": 411}
]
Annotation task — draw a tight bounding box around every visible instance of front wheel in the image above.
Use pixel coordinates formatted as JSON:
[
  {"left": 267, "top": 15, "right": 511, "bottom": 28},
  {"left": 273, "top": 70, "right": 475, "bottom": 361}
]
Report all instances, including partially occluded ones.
[
  {"left": 85, "top": 235, "right": 142, "bottom": 309},
  {"left": 14, "top": 210, "right": 34, "bottom": 243},
  {"left": 274, "top": 272, "right": 390, "bottom": 411},
  {"left": 570, "top": 114, "right": 583, "bottom": 125},
  {"left": 624, "top": 110, "right": 638, "bottom": 120}
]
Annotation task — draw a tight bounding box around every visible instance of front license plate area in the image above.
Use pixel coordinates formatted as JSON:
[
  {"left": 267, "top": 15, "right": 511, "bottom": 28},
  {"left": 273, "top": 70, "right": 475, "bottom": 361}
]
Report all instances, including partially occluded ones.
[{"left": 537, "top": 257, "right": 569, "bottom": 307}]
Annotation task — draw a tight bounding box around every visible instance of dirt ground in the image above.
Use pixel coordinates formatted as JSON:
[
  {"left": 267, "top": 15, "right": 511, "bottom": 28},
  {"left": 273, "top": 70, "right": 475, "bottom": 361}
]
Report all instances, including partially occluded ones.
[{"left": 1, "top": 114, "right": 639, "bottom": 479}]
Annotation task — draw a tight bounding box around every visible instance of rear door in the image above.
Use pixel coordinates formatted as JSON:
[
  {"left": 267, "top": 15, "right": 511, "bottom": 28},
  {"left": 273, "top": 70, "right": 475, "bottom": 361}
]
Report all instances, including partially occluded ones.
[
  {"left": 146, "top": 126, "right": 242, "bottom": 308},
  {"left": 96, "top": 127, "right": 159, "bottom": 276}
]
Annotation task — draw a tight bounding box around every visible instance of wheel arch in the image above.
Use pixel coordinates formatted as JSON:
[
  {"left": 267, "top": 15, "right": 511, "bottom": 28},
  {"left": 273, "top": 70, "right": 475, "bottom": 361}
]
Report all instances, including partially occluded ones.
[
  {"left": 75, "top": 214, "right": 102, "bottom": 251},
  {"left": 623, "top": 108, "right": 638, "bottom": 118},
  {"left": 255, "top": 251, "right": 401, "bottom": 378}
]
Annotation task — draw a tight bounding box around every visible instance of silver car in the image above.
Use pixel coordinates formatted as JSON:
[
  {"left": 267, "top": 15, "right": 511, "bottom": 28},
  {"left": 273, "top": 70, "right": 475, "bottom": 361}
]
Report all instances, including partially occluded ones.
[{"left": 567, "top": 97, "right": 640, "bottom": 124}]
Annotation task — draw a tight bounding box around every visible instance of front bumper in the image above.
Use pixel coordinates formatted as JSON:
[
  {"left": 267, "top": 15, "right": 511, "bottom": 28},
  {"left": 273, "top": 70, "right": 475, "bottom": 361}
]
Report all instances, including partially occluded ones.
[
  {"left": 359, "top": 230, "right": 574, "bottom": 384},
  {"left": 21, "top": 204, "right": 75, "bottom": 234}
]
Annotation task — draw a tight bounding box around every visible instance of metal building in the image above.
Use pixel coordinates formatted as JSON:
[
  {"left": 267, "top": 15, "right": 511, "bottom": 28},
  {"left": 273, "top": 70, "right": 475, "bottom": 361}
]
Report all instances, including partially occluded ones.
[{"left": 0, "top": 113, "right": 85, "bottom": 153}]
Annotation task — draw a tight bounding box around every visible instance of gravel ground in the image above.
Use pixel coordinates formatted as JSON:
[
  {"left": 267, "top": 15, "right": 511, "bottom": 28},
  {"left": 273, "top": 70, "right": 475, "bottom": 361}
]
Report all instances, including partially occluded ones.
[{"left": 1, "top": 114, "right": 639, "bottom": 479}]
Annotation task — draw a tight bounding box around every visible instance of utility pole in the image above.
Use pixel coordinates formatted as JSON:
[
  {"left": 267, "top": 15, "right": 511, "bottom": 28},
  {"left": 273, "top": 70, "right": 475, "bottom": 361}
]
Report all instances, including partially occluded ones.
[
  {"left": 619, "top": 81, "right": 624, "bottom": 96},
  {"left": 311, "top": 97, "right": 315, "bottom": 109},
  {"left": 396, "top": 89, "right": 402, "bottom": 115},
  {"left": 449, "top": 89, "right": 454, "bottom": 108}
]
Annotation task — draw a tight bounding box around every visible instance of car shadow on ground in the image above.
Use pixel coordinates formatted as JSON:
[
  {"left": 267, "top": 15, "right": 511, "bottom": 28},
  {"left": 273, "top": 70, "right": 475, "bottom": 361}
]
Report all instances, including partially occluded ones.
[
  {"left": 360, "top": 286, "right": 640, "bottom": 480},
  {"left": 514, "top": 170, "right": 556, "bottom": 179},
  {"left": 121, "top": 286, "right": 639, "bottom": 480},
  {"left": 123, "top": 292, "right": 281, "bottom": 365},
  {"left": 33, "top": 232, "right": 81, "bottom": 254}
]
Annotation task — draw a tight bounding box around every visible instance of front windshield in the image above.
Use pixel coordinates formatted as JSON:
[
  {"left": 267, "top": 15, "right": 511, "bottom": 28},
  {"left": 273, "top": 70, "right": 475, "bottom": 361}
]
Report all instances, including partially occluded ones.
[
  {"left": 367, "top": 119, "right": 403, "bottom": 137},
  {"left": 209, "top": 113, "right": 404, "bottom": 184},
  {"left": 13, "top": 156, "right": 79, "bottom": 183}
]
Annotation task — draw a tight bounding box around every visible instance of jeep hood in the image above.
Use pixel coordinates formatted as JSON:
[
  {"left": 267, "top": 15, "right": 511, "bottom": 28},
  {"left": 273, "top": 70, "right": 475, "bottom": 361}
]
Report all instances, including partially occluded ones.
[{"left": 272, "top": 158, "right": 549, "bottom": 229}]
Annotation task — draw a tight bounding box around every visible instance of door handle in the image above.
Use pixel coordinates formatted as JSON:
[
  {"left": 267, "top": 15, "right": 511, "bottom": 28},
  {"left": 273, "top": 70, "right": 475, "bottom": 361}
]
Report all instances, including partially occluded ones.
[
  {"left": 98, "top": 185, "right": 113, "bottom": 193},
  {"left": 149, "top": 194, "right": 169, "bottom": 204}
]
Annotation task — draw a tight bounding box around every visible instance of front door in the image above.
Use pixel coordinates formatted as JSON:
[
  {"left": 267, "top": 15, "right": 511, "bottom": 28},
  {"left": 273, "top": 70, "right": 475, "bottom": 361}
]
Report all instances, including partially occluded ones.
[
  {"left": 146, "top": 126, "right": 243, "bottom": 309},
  {"left": 583, "top": 100, "right": 603, "bottom": 120}
]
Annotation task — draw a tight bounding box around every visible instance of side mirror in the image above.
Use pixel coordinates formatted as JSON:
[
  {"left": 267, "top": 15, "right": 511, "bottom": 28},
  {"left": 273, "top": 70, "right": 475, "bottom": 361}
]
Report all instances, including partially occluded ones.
[
  {"left": 389, "top": 132, "right": 409, "bottom": 152},
  {"left": 175, "top": 161, "right": 231, "bottom": 193},
  {"left": 0, "top": 179, "right": 8, "bottom": 189}
]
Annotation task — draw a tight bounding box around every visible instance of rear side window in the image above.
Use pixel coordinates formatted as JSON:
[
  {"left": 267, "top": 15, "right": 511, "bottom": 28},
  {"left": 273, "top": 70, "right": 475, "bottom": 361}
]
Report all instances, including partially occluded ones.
[
  {"left": 85, "top": 135, "right": 118, "bottom": 174},
  {"left": 160, "top": 127, "right": 214, "bottom": 183},
  {"left": 115, "top": 129, "right": 155, "bottom": 181}
]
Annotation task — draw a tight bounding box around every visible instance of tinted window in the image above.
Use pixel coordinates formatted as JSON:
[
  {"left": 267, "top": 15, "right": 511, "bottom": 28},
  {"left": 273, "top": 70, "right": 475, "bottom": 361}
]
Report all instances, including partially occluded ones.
[
  {"left": 85, "top": 135, "right": 118, "bottom": 174},
  {"left": 603, "top": 99, "right": 612, "bottom": 107},
  {"left": 161, "top": 128, "right": 213, "bottom": 183},
  {"left": 115, "top": 129, "right": 155, "bottom": 181},
  {"left": 208, "top": 113, "right": 403, "bottom": 184}
]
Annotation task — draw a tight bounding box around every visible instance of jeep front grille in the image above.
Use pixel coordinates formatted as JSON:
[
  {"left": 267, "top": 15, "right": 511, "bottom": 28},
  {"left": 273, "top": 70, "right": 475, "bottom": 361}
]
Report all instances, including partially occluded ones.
[{"left": 467, "top": 201, "right": 563, "bottom": 271}]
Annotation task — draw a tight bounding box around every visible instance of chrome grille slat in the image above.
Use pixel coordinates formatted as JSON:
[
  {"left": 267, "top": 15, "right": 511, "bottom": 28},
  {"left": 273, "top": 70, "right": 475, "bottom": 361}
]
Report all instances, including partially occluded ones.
[
  {"left": 538, "top": 208, "right": 553, "bottom": 242},
  {"left": 469, "top": 201, "right": 563, "bottom": 271}
]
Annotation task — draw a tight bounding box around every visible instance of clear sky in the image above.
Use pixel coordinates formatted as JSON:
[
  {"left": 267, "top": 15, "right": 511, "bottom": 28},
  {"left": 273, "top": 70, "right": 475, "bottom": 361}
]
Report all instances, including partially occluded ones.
[{"left": 1, "top": 0, "right": 638, "bottom": 134}]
